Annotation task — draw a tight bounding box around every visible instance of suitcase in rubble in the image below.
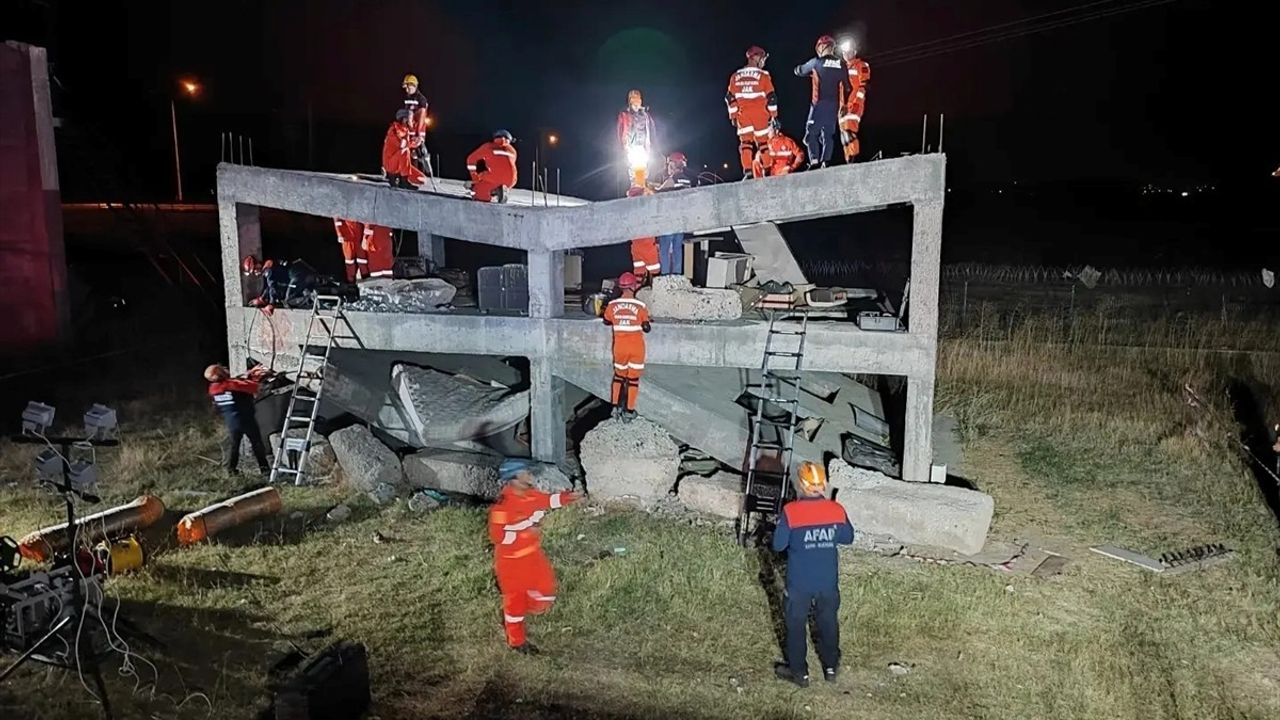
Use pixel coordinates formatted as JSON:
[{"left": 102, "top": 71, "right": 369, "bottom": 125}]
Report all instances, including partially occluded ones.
[{"left": 477, "top": 263, "right": 529, "bottom": 312}]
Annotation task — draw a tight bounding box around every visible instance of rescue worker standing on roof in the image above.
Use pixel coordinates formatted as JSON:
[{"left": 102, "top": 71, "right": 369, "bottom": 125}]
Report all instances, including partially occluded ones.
[
  {"left": 488, "top": 458, "right": 580, "bottom": 654},
  {"left": 333, "top": 218, "right": 367, "bottom": 282},
  {"left": 794, "top": 35, "right": 852, "bottom": 169},
  {"left": 771, "top": 461, "right": 855, "bottom": 687},
  {"left": 653, "top": 152, "right": 692, "bottom": 276},
  {"left": 467, "top": 130, "right": 518, "bottom": 203},
  {"left": 383, "top": 110, "right": 426, "bottom": 189},
  {"left": 727, "top": 46, "right": 780, "bottom": 180},
  {"left": 400, "top": 74, "right": 432, "bottom": 177},
  {"left": 838, "top": 38, "right": 871, "bottom": 162},
  {"left": 603, "top": 272, "right": 651, "bottom": 421},
  {"left": 204, "top": 364, "right": 271, "bottom": 476},
  {"left": 753, "top": 125, "right": 805, "bottom": 178},
  {"left": 624, "top": 186, "right": 661, "bottom": 281},
  {"left": 617, "top": 90, "right": 656, "bottom": 189}
]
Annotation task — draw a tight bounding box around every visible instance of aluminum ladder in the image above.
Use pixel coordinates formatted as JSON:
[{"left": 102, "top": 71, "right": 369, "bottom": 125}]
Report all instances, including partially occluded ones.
[
  {"left": 737, "top": 306, "right": 810, "bottom": 545},
  {"left": 269, "top": 295, "right": 344, "bottom": 486}
]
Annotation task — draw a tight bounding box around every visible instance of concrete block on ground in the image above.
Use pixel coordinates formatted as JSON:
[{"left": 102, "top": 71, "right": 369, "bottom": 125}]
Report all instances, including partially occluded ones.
[
  {"left": 329, "top": 424, "right": 404, "bottom": 493},
  {"left": 827, "top": 459, "right": 993, "bottom": 555},
  {"left": 579, "top": 417, "right": 679, "bottom": 505},
  {"left": 403, "top": 450, "right": 503, "bottom": 499},
  {"left": 678, "top": 473, "right": 742, "bottom": 518},
  {"left": 636, "top": 275, "right": 742, "bottom": 321},
  {"left": 530, "top": 463, "right": 574, "bottom": 493}
]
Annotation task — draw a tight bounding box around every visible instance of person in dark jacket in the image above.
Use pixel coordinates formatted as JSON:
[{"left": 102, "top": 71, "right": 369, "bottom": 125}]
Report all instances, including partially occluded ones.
[
  {"left": 204, "top": 363, "right": 271, "bottom": 475},
  {"left": 771, "top": 460, "right": 855, "bottom": 687},
  {"left": 653, "top": 152, "right": 692, "bottom": 276},
  {"left": 793, "top": 35, "right": 852, "bottom": 169}
]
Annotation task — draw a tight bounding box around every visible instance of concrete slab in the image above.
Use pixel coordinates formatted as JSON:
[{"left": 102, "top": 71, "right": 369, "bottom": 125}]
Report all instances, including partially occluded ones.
[
  {"left": 678, "top": 473, "right": 742, "bottom": 518},
  {"left": 733, "top": 222, "right": 809, "bottom": 287},
  {"left": 636, "top": 275, "right": 743, "bottom": 321},
  {"left": 329, "top": 424, "right": 404, "bottom": 494}
]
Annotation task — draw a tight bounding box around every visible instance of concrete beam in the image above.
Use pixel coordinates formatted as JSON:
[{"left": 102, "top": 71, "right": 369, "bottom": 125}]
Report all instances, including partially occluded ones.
[{"left": 529, "top": 359, "right": 567, "bottom": 462}]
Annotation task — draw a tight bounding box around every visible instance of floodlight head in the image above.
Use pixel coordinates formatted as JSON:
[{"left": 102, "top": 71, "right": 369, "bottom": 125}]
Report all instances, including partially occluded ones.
[
  {"left": 84, "top": 404, "right": 118, "bottom": 440},
  {"left": 68, "top": 461, "right": 98, "bottom": 495},
  {"left": 34, "top": 448, "right": 62, "bottom": 483},
  {"left": 626, "top": 145, "right": 649, "bottom": 170},
  {"left": 21, "top": 402, "right": 55, "bottom": 435}
]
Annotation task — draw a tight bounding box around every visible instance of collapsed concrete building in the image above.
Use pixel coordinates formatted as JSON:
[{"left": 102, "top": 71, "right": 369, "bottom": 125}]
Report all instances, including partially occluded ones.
[{"left": 217, "top": 156, "right": 992, "bottom": 552}]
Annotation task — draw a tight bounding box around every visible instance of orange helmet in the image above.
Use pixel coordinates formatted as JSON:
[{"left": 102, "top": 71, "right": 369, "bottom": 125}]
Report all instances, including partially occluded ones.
[
  {"left": 241, "top": 255, "right": 261, "bottom": 275},
  {"left": 815, "top": 34, "right": 836, "bottom": 54},
  {"left": 797, "top": 461, "right": 827, "bottom": 496},
  {"left": 203, "top": 364, "right": 229, "bottom": 382},
  {"left": 617, "top": 272, "right": 641, "bottom": 291}
]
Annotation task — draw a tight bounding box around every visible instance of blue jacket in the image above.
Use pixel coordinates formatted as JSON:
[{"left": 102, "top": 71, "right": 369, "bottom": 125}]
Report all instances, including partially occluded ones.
[
  {"left": 794, "top": 55, "right": 851, "bottom": 108},
  {"left": 772, "top": 495, "right": 854, "bottom": 590}
]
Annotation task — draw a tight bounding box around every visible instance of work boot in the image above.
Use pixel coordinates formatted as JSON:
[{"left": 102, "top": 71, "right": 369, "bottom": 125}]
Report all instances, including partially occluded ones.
[
  {"left": 611, "top": 406, "right": 622, "bottom": 420},
  {"left": 511, "top": 642, "right": 540, "bottom": 656},
  {"left": 774, "top": 665, "right": 809, "bottom": 688},
  {"left": 823, "top": 667, "right": 838, "bottom": 683},
  {"left": 621, "top": 410, "right": 637, "bottom": 423}
]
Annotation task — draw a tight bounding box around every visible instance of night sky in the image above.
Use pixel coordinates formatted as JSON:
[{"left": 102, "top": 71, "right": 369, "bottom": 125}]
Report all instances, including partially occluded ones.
[{"left": 4, "top": 0, "right": 1277, "bottom": 200}]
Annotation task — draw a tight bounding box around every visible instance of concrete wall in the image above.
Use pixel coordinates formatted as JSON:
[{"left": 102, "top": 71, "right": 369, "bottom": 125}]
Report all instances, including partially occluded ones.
[{"left": 219, "top": 155, "right": 945, "bottom": 481}]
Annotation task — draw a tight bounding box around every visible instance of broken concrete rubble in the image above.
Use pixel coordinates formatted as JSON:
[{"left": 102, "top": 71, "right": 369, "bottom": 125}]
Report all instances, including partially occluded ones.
[
  {"left": 677, "top": 473, "right": 742, "bottom": 518},
  {"left": 635, "top": 275, "right": 743, "bottom": 321},
  {"left": 348, "top": 277, "right": 457, "bottom": 313},
  {"left": 402, "top": 450, "right": 503, "bottom": 499},
  {"left": 328, "top": 424, "right": 405, "bottom": 496},
  {"left": 268, "top": 433, "right": 337, "bottom": 481},
  {"left": 827, "top": 460, "right": 994, "bottom": 556},
  {"left": 392, "top": 363, "right": 529, "bottom": 445},
  {"left": 579, "top": 417, "right": 679, "bottom": 506}
]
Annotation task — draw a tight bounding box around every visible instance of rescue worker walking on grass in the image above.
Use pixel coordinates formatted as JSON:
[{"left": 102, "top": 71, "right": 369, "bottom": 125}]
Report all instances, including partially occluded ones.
[
  {"left": 752, "top": 126, "right": 805, "bottom": 178},
  {"left": 204, "top": 364, "right": 272, "bottom": 476},
  {"left": 467, "top": 130, "right": 518, "bottom": 203},
  {"left": 771, "top": 461, "right": 854, "bottom": 687},
  {"left": 838, "top": 38, "right": 871, "bottom": 162},
  {"left": 383, "top": 109, "right": 426, "bottom": 189},
  {"left": 726, "top": 46, "right": 780, "bottom": 180},
  {"left": 794, "top": 35, "right": 852, "bottom": 169},
  {"left": 488, "top": 458, "right": 580, "bottom": 655},
  {"left": 603, "top": 272, "right": 651, "bottom": 421}
]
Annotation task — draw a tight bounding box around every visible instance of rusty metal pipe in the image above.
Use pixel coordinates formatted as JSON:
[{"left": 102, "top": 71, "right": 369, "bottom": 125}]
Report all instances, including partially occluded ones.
[
  {"left": 18, "top": 495, "right": 165, "bottom": 562},
  {"left": 176, "top": 487, "right": 282, "bottom": 545}
]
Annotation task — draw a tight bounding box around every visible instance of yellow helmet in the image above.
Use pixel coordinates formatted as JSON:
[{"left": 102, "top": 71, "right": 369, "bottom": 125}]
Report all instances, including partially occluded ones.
[
  {"left": 402, "top": 74, "right": 419, "bottom": 87},
  {"left": 797, "top": 461, "right": 827, "bottom": 496}
]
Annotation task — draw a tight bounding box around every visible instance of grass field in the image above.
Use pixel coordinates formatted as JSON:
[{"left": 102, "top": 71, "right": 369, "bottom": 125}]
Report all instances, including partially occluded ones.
[{"left": 2, "top": 306, "right": 1279, "bottom": 719}]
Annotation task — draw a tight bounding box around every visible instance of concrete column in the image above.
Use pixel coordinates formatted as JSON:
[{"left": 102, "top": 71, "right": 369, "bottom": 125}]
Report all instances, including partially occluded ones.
[
  {"left": 218, "top": 194, "right": 261, "bottom": 372},
  {"left": 526, "top": 250, "right": 564, "bottom": 318},
  {"left": 902, "top": 373, "right": 936, "bottom": 483},
  {"left": 529, "top": 358, "right": 567, "bottom": 462},
  {"left": 418, "top": 233, "right": 446, "bottom": 269},
  {"left": 908, "top": 201, "right": 944, "bottom": 339}
]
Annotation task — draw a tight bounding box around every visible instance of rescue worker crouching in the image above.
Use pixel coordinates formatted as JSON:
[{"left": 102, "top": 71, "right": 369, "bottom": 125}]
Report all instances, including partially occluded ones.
[
  {"left": 727, "top": 45, "right": 780, "bottom": 180},
  {"left": 241, "top": 255, "right": 320, "bottom": 313},
  {"left": 771, "top": 461, "right": 854, "bottom": 687},
  {"left": 488, "top": 458, "right": 581, "bottom": 654},
  {"left": 753, "top": 126, "right": 805, "bottom": 178},
  {"left": 204, "top": 364, "right": 272, "bottom": 476},
  {"left": 838, "top": 38, "right": 870, "bottom": 162},
  {"left": 794, "top": 35, "right": 852, "bottom": 169},
  {"left": 383, "top": 109, "right": 426, "bottom": 189},
  {"left": 467, "top": 130, "right": 518, "bottom": 203},
  {"left": 602, "top": 272, "right": 651, "bottom": 422}
]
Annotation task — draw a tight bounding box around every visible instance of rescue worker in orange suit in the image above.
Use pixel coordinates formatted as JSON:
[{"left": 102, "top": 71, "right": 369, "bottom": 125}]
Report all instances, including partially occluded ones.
[
  {"left": 838, "top": 38, "right": 870, "bottom": 162},
  {"left": 400, "top": 73, "right": 433, "bottom": 177},
  {"left": 752, "top": 126, "right": 806, "bottom": 178},
  {"left": 204, "top": 364, "right": 272, "bottom": 476},
  {"left": 333, "top": 218, "right": 367, "bottom": 282},
  {"left": 617, "top": 90, "right": 656, "bottom": 188},
  {"left": 488, "top": 458, "right": 580, "bottom": 654},
  {"left": 726, "top": 46, "right": 780, "bottom": 180},
  {"left": 602, "top": 272, "right": 651, "bottom": 421},
  {"left": 625, "top": 186, "right": 660, "bottom": 282},
  {"left": 794, "top": 35, "right": 852, "bottom": 169},
  {"left": 771, "top": 461, "right": 854, "bottom": 687},
  {"left": 383, "top": 109, "right": 426, "bottom": 189},
  {"left": 361, "top": 224, "right": 395, "bottom": 279},
  {"left": 467, "top": 130, "right": 519, "bottom": 203}
]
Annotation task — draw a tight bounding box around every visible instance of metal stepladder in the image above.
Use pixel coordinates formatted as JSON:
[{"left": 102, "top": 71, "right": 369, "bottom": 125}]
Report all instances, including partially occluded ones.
[
  {"left": 269, "top": 295, "right": 344, "bottom": 486},
  {"left": 737, "top": 305, "right": 810, "bottom": 545}
]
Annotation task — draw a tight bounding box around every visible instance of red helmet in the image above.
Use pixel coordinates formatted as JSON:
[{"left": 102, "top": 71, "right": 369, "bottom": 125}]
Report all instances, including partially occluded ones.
[
  {"left": 815, "top": 34, "right": 836, "bottom": 53},
  {"left": 668, "top": 151, "right": 687, "bottom": 167},
  {"left": 618, "top": 272, "right": 641, "bottom": 291},
  {"left": 241, "top": 255, "right": 260, "bottom": 275},
  {"left": 626, "top": 186, "right": 646, "bottom": 198},
  {"left": 745, "top": 45, "right": 768, "bottom": 61}
]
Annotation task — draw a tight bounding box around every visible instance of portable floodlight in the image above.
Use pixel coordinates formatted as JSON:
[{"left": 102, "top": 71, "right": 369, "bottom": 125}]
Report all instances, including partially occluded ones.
[
  {"left": 68, "top": 460, "right": 98, "bottom": 494},
  {"left": 34, "top": 448, "right": 62, "bottom": 482},
  {"left": 21, "top": 402, "right": 55, "bottom": 435},
  {"left": 83, "top": 404, "right": 118, "bottom": 440}
]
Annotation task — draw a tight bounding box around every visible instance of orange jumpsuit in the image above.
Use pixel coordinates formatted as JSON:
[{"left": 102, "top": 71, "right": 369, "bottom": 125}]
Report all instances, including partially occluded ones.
[
  {"left": 603, "top": 297, "right": 650, "bottom": 411},
  {"left": 841, "top": 57, "right": 871, "bottom": 161},
  {"left": 726, "top": 66, "right": 779, "bottom": 174},
  {"left": 382, "top": 121, "right": 426, "bottom": 187},
  {"left": 333, "top": 218, "right": 366, "bottom": 282},
  {"left": 467, "top": 140, "right": 518, "bottom": 202},
  {"left": 630, "top": 237, "right": 660, "bottom": 280},
  {"left": 753, "top": 133, "right": 806, "bottom": 178},
  {"left": 488, "top": 485, "right": 571, "bottom": 647},
  {"left": 362, "top": 224, "right": 395, "bottom": 278}
]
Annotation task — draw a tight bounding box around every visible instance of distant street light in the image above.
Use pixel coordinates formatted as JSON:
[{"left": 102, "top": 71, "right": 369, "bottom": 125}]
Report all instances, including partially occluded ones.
[
  {"left": 548, "top": 134, "right": 559, "bottom": 146},
  {"left": 723, "top": 163, "right": 729, "bottom": 169},
  {"left": 171, "top": 77, "right": 201, "bottom": 202}
]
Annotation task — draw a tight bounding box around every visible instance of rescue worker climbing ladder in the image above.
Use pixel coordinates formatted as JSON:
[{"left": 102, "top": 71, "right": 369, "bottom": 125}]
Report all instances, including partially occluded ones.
[
  {"left": 794, "top": 35, "right": 852, "bottom": 169},
  {"left": 727, "top": 46, "right": 780, "bottom": 179},
  {"left": 602, "top": 272, "right": 651, "bottom": 421},
  {"left": 488, "top": 458, "right": 580, "bottom": 654},
  {"left": 838, "top": 38, "right": 871, "bottom": 162}
]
